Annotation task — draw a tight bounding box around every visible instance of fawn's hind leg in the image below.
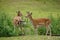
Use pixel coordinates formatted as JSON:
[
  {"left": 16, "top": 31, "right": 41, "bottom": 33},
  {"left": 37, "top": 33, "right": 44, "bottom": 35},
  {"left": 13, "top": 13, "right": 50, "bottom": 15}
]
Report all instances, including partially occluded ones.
[{"left": 46, "top": 24, "right": 51, "bottom": 36}]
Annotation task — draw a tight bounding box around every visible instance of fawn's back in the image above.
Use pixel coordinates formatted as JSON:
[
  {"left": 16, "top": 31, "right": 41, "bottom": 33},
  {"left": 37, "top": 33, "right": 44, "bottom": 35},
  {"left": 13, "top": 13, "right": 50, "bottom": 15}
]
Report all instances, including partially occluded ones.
[{"left": 31, "top": 18, "right": 51, "bottom": 26}]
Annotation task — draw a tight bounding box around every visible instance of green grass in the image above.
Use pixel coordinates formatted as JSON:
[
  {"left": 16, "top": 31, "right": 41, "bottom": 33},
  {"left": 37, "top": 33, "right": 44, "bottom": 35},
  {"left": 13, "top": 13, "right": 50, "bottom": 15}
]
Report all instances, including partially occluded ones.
[
  {"left": 0, "top": 35, "right": 60, "bottom": 40},
  {"left": 0, "top": 0, "right": 60, "bottom": 18},
  {"left": 0, "top": 0, "right": 60, "bottom": 39}
]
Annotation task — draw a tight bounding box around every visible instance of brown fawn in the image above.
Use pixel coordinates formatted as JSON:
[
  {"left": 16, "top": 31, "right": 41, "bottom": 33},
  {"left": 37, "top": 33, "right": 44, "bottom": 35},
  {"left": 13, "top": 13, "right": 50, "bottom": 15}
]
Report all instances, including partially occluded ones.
[
  {"left": 13, "top": 11, "right": 24, "bottom": 34},
  {"left": 26, "top": 12, "right": 51, "bottom": 36}
]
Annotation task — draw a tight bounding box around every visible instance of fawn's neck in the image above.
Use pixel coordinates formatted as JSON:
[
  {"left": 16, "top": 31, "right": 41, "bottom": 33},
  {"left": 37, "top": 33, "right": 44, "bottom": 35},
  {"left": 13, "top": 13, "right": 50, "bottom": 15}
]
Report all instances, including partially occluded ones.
[{"left": 28, "top": 16, "right": 33, "bottom": 22}]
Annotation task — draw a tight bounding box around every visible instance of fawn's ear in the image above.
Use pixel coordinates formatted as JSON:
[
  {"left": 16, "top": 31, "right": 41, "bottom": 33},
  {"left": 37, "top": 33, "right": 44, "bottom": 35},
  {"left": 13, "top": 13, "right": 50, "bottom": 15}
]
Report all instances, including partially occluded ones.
[
  {"left": 30, "top": 12, "right": 32, "bottom": 15},
  {"left": 16, "top": 10, "right": 20, "bottom": 13}
]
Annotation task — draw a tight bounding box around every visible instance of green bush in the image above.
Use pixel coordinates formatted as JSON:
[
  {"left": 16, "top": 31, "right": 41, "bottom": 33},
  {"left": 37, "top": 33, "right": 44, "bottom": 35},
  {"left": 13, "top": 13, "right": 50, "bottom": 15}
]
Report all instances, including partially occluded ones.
[
  {"left": 38, "top": 26, "right": 46, "bottom": 35},
  {"left": 0, "top": 12, "right": 20, "bottom": 37},
  {"left": 50, "top": 13, "right": 60, "bottom": 35}
]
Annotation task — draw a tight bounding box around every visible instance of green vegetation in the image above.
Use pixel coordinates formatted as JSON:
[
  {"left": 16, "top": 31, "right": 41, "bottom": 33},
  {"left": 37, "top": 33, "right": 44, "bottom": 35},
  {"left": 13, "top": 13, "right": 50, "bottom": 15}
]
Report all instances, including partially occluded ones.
[{"left": 0, "top": 0, "right": 60, "bottom": 37}]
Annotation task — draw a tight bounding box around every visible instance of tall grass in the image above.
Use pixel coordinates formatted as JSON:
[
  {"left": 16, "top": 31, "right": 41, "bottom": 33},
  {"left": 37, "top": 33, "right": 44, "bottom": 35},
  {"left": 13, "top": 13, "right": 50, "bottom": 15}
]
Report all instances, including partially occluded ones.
[
  {"left": 0, "top": 11, "right": 19, "bottom": 37},
  {"left": 0, "top": 11, "right": 60, "bottom": 37}
]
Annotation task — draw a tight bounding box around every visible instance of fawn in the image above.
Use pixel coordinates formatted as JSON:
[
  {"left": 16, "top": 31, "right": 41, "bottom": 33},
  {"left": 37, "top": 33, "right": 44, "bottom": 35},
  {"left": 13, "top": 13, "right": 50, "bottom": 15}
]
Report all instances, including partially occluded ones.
[
  {"left": 13, "top": 11, "right": 24, "bottom": 34},
  {"left": 26, "top": 12, "right": 51, "bottom": 36}
]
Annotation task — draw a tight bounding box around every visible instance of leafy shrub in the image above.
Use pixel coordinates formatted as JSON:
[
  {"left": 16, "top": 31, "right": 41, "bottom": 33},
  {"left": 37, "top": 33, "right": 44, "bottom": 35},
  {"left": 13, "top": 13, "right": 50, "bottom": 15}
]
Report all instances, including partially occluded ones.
[{"left": 0, "top": 12, "right": 20, "bottom": 37}]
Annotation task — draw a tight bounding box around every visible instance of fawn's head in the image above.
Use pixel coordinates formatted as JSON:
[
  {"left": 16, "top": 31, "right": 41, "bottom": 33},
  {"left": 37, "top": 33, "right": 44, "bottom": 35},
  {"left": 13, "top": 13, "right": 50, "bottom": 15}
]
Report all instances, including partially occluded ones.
[
  {"left": 17, "top": 11, "right": 22, "bottom": 16},
  {"left": 25, "top": 12, "right": 32, "bottom": 18}
]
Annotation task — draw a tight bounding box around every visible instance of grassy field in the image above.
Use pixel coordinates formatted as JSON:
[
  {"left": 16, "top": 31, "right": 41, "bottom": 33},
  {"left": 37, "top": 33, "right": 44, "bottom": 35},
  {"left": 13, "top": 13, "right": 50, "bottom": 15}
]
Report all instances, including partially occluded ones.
[
  {"left": 0, "top": 0, "right": 60, "bottom": 40},
  {"left": 0, "top": 0, "right": 60, "bottom": 18},
  {"left": 0, "top": 35, "right": 60, "bottom": 40}
]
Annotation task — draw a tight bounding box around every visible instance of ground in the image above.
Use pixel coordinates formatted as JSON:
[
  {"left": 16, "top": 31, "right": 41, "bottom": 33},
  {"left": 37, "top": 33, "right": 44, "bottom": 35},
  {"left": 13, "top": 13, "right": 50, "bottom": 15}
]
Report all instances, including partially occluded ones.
[{"left": 0, "top": 35, "right": 60, "bottom": 40}]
